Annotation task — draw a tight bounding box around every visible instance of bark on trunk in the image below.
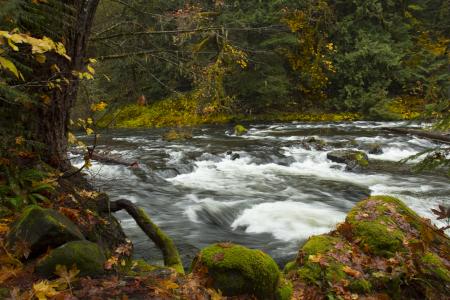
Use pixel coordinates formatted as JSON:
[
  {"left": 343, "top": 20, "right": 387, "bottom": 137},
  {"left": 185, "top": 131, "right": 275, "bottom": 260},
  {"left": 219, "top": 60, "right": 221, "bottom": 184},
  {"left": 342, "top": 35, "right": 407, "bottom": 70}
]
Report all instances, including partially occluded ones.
[
  {"left": 108, "top": 199, "right": 184, "bottom": 274},
  {"left": 32, "top": 0, "right": 100, "bottom": 170}
]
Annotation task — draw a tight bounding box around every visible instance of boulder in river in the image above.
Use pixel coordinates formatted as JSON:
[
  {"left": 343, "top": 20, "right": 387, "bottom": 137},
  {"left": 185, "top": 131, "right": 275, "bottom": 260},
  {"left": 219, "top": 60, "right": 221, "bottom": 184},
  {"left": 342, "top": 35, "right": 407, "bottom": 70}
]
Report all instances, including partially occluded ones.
[
  {"left": 327, "top": 150, "right": 369, "bottom": 171},
  {"left": 358, "top": 143, "right": 383, "bottom": 155},
  {"left": 284, "top": 196, "right": 450, "bottom": 299},
  {"left": 234, "top": 124, "right": 248, "bottom": 136},
  {"left": 192, "top": 242, "right": 290, "bottom": 299},
  {"left": 36, "top": 240, "right": 106, "bottom": 277},
  {"left": 6, "top": 205, "right": 84, "bottom": 258}
]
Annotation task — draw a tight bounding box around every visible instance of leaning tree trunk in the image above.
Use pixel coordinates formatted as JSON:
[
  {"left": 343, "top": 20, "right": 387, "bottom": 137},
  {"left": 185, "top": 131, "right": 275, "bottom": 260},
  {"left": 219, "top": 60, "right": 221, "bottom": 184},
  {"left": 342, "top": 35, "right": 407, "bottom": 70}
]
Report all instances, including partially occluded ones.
[{"left": 19, "top": 0, "right": 100, "bottom": 169}]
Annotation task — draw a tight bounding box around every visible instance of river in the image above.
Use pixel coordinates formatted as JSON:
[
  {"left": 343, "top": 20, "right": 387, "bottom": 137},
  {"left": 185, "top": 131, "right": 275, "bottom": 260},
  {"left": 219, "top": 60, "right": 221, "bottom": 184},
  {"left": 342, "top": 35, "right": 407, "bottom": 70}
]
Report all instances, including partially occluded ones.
[{"left": 73, "top": 121, "right": 449, "bottom": 268}]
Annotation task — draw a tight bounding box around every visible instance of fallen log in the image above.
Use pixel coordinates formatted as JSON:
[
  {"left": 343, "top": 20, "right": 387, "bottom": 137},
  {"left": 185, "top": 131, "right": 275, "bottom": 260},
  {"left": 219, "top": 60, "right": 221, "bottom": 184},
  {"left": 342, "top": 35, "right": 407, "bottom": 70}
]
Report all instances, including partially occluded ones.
[
  {"left": 382, "top": 127, "right": 450, "bottom": 144},
  {"left": 107, "top": 199, "right": 184, "bottom": 274},
  {"left": 90, "top": 152, "right": 139, "bottom": 168}
]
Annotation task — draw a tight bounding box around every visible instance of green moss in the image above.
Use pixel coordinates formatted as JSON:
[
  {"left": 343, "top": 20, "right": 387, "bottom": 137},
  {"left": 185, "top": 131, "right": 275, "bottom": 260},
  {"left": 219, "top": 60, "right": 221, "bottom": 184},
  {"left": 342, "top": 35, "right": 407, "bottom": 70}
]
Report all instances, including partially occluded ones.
[
  {"left": 421, "top": 252, "right": 450, "bottom": 282},
  {"left": 162, "top": 129, "right": 192, "bottom": 141},
  {"left": 346, "top": 196, "right": 424, "bottom": 257},
  {"left": 6, "top": 205, "right": 84, "bottom": 257},
  {"left": 193, "top": 243, "right": 280, "bottom": 299},
  {"left": 297, "top": 261, "right": 346, "bottom": 285},
  {"left": 234, "top": 124, "right": 248, "bottom": 136},
  {"left": 36, "top": 240, "right": 106, "bottom": 277},
  {"left": 349, "top": 279, "right": 372, "bottom": 293},
  {"left": 283, "top": 261, "right": 297, "bottom": 274},
  {"left": 354, "top": 152, "right": 369, "bottom": 167},
  {"left": 302, "top": 235, "right": 339, "bottom": 256},
  {"left": 135, "top": 207, "right": 184, "bottom": 274},
  {"left": 352, "top": 221, "right": 404, "bottom": 257},
  {"left": 276, "top": 278, "right": 293, "bottom": 300},
  {"left": 298, "top": 262, "right": 322, "bottom": 283}
]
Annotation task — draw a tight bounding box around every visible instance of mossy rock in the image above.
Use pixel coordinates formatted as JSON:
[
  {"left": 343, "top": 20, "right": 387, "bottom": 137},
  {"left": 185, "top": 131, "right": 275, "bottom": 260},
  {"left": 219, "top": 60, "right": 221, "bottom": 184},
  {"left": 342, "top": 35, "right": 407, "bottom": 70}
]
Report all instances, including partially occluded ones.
[
  {"left": 275, "top": 277, "right": 293, "bottom": 300},
  {"left": 234, "top": 124, "right": 248, "bottom": 136},
  {"left": 162, "top": 129, "right": 193, "bottom": 141},
  {"left": 192, "top": 243, "right": 280, "bottom": 299},
  {"left": 289, "top": 196, "right": 450, "bottom": 299},
  {"left": 6, "top": 205, "right": 84, "bottom": 258},
  {"left": 347, "top": 195, "right": 421, "bottom": 257},
  {"left": 327, "top": 150, "right": 369, "bottom": 170},
  {"left": 420, "top": 252, "right": 450, "bottom": 282},
  {"left": 36, "top": 240, "right": 106, "bottom": 277}
]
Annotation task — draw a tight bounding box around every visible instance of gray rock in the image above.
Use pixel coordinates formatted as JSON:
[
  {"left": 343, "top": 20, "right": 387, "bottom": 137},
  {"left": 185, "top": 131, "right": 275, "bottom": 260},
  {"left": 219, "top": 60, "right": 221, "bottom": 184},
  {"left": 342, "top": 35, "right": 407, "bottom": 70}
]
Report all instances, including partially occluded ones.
[{"left": 327, "top": 150, "right": 369, "bottom": 171}]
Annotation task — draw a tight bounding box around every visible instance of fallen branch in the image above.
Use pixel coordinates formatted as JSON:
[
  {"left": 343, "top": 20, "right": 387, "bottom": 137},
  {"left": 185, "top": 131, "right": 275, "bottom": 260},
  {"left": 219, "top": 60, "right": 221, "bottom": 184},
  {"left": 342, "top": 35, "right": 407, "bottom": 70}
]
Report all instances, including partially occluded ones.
[
  {"left": 108, "top": 199, "right": 184, "bottom": 274},
  {"left": 90, "top": 152, "right": 139, "bottom": 168},
  {"left": 382, "top": 127, "right": 450, "bottom": 144}
]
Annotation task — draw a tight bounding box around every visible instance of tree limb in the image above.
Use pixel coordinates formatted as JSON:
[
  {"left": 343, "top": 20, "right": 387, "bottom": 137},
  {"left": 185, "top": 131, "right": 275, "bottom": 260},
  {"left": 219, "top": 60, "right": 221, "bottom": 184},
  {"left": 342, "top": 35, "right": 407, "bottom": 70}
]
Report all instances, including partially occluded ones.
[{"left": 108, "top": 199, "right": 184, "bottom": 274}]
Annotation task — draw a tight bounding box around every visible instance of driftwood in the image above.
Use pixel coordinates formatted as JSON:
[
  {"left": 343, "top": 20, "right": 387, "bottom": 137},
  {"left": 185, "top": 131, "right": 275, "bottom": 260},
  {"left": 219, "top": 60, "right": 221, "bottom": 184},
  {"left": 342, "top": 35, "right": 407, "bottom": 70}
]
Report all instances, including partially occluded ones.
[
  {"left": 108, "top": 199, "right": 184, "bottom": 274},
  {"left": 90, "top": 152, "right": 139, "bottom": 167},
  {"left": 382, "top": 127, "right": 450, "bottom": 144},
  {"left": 71, "top": 149, "right": 139, "bottom": 167}
]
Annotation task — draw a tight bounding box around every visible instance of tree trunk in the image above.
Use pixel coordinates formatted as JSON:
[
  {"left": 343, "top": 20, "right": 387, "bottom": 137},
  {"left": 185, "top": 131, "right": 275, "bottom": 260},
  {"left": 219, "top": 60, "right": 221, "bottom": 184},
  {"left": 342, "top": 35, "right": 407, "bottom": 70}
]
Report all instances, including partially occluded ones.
[{"left": 23, "top": 0, "right": 100, "bottom": 170}]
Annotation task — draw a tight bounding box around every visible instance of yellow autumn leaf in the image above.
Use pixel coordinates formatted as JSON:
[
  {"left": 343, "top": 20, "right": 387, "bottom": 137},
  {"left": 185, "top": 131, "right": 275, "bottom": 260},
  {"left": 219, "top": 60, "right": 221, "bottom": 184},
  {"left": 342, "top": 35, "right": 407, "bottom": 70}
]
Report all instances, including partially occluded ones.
[
  {"left": 15, "top": 136, "right": 25, "bottom": 145},
  {"left": 160, "top": 280, "right": 179, "bottom": 290},
  {"left": 90, "top": 101, "right": 107, "bottom": 112},
  {"left": 0, "top": 57, "right": 20, "bottom": 79},
  {"left": 33, "top": 280, "right": 60, "bottom": 300},
  {"left": 35, "top": 53, "right": 46, "bottom": 64},
  {"left": 87, "top": 64, "right": 95, "bottom": 75},
  {"left": 85, "top": 127, "right": 94, "bottom": 135},
  {"left": 68, "top": 132, "right": 77, "bottom": 144}
]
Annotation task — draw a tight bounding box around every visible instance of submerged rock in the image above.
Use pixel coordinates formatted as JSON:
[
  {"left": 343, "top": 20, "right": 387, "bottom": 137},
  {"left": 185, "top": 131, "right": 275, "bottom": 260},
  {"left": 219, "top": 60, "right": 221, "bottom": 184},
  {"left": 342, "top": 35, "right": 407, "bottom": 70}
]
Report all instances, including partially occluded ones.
[
  {"left": 285, "top": 196, "right": 450, "bottom": 299},
  {"left": 327, "top": 150, "right": 369, "bottom": 171},
  {"left": 36, "top": 240, "right": 106, "bottom": 277},
  {"left": 6, "top": 205, "right": 84, "bottom": 258},
  {"left": 301, "top": 136, "right": 328, "bottom": 151},
  {"left": 191, "top": 243, "right": 285, "bottom": 299}
]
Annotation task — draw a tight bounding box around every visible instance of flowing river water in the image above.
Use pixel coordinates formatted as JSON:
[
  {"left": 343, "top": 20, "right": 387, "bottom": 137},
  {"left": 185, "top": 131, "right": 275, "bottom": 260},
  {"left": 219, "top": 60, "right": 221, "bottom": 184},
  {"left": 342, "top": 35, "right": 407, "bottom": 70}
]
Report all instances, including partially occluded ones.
[{"left": 74, "top": 121, "right": 449, "bottom": 268}]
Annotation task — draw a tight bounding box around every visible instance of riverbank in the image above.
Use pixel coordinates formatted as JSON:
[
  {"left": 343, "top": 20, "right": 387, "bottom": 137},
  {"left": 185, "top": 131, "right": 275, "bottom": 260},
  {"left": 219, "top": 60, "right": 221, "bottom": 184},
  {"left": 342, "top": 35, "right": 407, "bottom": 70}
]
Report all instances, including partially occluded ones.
[
  {"left": 94, "top": 95, "right": 427, "bottom": 129},
  {"left": 97, "top": 103, "right": 362, "bottom": 128},
  {"left": 1, "top": 180, "right": 448, "bottom": 299}
]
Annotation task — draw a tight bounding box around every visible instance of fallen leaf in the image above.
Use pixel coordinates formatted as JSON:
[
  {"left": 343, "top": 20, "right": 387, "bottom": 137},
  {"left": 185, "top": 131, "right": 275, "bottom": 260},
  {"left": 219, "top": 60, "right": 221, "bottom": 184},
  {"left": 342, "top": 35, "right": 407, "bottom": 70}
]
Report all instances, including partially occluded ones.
[{"left": 342, "top": 265, "right": 361, "bottom": 278}]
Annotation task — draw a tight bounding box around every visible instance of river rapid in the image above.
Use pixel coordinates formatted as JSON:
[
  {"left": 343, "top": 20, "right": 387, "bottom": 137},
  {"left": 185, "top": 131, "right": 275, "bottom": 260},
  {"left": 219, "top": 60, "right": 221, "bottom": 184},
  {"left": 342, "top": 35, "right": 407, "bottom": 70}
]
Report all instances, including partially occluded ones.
[{"left": 74, "top": 121, "right": 449, "bottom": 268}]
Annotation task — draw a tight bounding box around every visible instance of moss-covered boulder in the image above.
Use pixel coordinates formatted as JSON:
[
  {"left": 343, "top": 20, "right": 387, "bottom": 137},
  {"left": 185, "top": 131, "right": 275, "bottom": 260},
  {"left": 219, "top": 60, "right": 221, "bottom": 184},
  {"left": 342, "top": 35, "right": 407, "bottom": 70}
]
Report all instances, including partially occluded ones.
[
  {"left": 327, "top": 150, "right": 369, "bottom": 171},
  {"left": 234, "top": 124, "right": 248, "bottom": 136},
  {"left": 286, "top": 196, "right": 450, "bottom": 299},
  {"left": 36, "top": 240, "right": 106, "bottom": 277},
  {"left": 162, "top": 129, "right": 193, "bottom": 141},
  {"left": 192, "top": 243, "right": 281, "bottom": 299},
  {"left": 6, "top": 205, "right": 84, "bottom": 258}
]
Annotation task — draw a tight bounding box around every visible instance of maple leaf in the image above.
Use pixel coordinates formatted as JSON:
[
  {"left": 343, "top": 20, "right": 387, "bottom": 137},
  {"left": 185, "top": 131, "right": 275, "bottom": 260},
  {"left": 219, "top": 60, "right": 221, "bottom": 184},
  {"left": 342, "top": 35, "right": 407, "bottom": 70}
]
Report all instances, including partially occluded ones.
[
  {"left": 105, "top": 256, "right": 119, "bottom": 270},
  {"left": 213, "top": 252, "right": 225, "bottom": 262},
  {"left": 54, "top": 264, "right": 79, "bottom": 291},
  {"left": 33, "top": 280, "right": 60, "bottom": 300},
  {"left": 0, "top": 266, "right": 20, "bottom": 283},
  {"left": 431, "top": 205, "right": 450, "bottom": 220}
]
